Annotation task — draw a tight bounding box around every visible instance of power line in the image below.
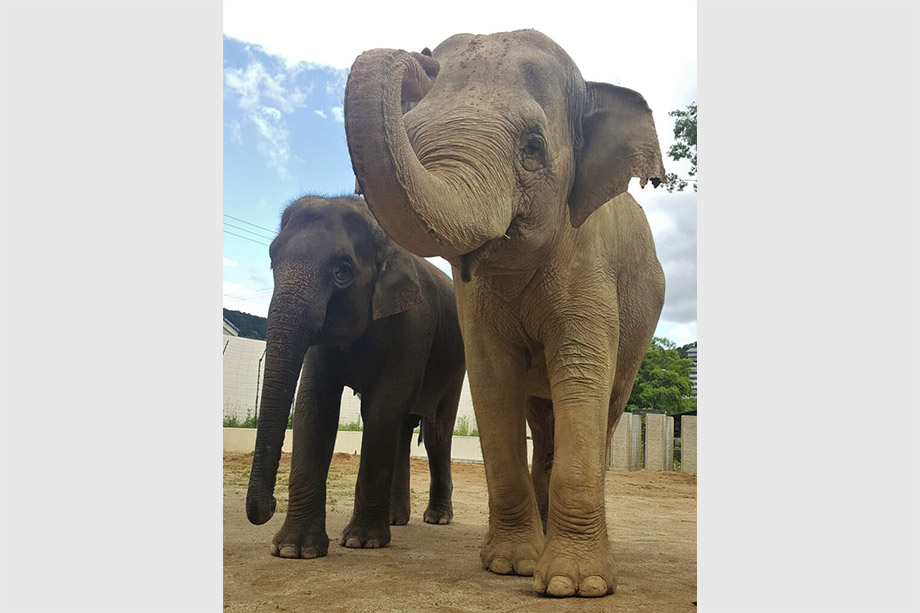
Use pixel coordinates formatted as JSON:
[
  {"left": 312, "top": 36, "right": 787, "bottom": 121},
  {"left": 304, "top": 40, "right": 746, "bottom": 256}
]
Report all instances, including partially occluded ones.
[
  {"left": 224, "top": 213, "right": 276, "bottom": 234},
  {"left": 223, "top": 221, "right": 275, "bottom": 241},
  {"left": 224, "top": 230, "right": 270, "bottom": 246}
]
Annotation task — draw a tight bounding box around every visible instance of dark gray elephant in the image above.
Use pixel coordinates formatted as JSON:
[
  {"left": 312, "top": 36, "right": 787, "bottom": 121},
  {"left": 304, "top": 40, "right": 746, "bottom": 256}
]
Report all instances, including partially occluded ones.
[
  {"left": 245, "top": 195, "right": 465, "bottom": 559},
  {"left": 345, "top": 30, "right": 666, "bottom": 597}
]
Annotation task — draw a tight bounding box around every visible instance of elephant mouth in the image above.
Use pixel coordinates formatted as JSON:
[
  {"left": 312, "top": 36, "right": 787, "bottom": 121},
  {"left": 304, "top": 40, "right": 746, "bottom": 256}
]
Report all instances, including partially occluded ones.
[{"left": 458, "top": 216, "right": 520, "bottom": 282}]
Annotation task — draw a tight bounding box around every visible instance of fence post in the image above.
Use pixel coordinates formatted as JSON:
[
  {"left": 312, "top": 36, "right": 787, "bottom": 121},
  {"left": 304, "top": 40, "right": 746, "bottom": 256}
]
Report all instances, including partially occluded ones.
[
  {"left": 667, "top": 415, "right": 675, "bottom": 470},
  {"left": 254, "top": 348, "right": 266, "bottom": 420},
  {"left": 681, "top": 416, "right": 697, "bottom": 475},
  {"left": 644, "top": 413, "right": 672, "bottom": 471},
  {"left": 608, "top": 412, "right": 633, "bottom": 471}
]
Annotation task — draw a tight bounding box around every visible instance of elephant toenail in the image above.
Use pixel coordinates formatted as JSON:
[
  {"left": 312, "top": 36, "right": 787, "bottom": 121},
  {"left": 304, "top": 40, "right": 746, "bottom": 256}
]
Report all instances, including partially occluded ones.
[
  {"left": 345, "top": 537, "right": 362, "bottom": 548},
  {"left": 515, "top": 559, "right": 536, "bottom": 576},
  {"left": 488, "top": 557, "right": 514, "bottom": 574},
  {"left": 578, "top": 576, "right": 610, "bottom": 597},
  {"left": 546, "top": 576, "right": 576, "bottom": 597},
  {"left": 278, "top": 545, "right": 299, "bottom": 558}
]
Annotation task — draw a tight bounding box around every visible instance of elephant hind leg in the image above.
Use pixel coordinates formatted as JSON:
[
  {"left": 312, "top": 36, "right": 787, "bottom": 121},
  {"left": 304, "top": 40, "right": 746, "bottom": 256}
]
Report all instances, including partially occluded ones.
[
  {"left": 389, "top": 416, "right": 417, "bottom": 525},
  {"left": 526, "top": 396, "right": 554, "bottom": 534},
  {"left": 422, "top": 372, "right": 462, "bottom": 524}
]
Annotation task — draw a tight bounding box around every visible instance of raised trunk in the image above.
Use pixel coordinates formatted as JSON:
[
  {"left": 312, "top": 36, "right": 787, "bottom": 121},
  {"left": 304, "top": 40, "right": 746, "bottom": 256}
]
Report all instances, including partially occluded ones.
[
  {"left": 245, "top": 293, "right": 320, "bottom": 525},
  {"left": 345, "top": 49, "right": 510, "bottom": 259}
]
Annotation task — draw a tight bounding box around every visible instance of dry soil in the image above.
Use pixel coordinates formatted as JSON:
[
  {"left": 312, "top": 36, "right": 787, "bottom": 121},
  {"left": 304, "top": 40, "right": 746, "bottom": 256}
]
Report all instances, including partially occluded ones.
[{"left": 224, "top": 452, "right": 696, "bottom": 612}]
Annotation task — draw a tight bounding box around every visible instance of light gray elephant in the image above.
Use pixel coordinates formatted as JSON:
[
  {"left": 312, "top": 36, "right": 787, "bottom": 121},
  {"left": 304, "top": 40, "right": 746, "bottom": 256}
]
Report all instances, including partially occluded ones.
[{"left": 344, "top": 29, "right": 666, "bottom": 598}]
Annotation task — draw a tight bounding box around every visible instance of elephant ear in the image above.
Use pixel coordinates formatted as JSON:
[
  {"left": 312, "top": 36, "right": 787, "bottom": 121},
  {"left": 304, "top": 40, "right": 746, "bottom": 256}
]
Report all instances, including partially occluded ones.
[
  {"left": 567, "top": 82, "right": 666, "bottom": 227},
  {"left": 372, "top": 247, "right": 423, "bottom": 320}
]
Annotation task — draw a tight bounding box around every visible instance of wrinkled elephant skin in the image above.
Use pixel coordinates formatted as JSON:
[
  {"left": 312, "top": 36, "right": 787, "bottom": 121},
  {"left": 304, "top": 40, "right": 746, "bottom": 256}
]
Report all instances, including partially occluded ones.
[{"left": 345, "top": 30, "right": 666, "bottom": 597}]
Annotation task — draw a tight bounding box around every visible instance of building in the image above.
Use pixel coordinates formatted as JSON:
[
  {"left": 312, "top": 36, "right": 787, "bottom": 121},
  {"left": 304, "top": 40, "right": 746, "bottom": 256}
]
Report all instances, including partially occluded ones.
[
  {"left": 686, "top": 344, "right": 697, "bottom": 397},
  {"left": 223, "top": 317, "right": 240, "bottom": 336}
]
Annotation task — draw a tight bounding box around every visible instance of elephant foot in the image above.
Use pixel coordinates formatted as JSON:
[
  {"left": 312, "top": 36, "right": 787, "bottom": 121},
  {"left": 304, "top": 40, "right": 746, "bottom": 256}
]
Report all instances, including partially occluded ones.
[
  {"left": 339, "top": 517, "right": 391, "bottom": 549},
  {"left": 270, "top": 522, "right": 330, "bottom": 559},
  {"left": 423, "top": 501, "right": 453, "bottom": 525},
  {"left": 390, "top": 507, "right": 410, "bottom": 526},
  {"left": 480, "top": 522, "right": 544, "bottom": 576},
  {"left": 533, "top": 536, "right": 617, "bottom": 598}
]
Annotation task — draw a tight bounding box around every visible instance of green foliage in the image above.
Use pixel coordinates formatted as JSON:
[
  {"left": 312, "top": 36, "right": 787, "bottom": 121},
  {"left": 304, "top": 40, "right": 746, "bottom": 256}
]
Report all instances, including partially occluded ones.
[
  {"left": 338, "top": 420, "right": 363, "bottom": 432},
  {"left": 223, "top": 308, "right": 267, "bottom": 340},
  {"left": 677, "top": 341, "right": 697, "bottom": 360},
  {"left": 453, "top": 415, "right": 478, "bottom": 437},
  {"left": 627, "top": 337, "right": 696, "bottom": 415},
  {"left": 664, "top": 102, "right": 697, "bottom": 193},
  {"left": 222, "top": 410, "right": 259, "bottom": 428}
]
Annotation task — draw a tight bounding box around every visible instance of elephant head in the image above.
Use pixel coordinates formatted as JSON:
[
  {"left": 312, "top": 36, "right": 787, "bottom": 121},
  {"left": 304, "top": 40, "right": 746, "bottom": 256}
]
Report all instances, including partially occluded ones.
[
  {"left": 344, "top": 29, "right": 665, "bottom": 279},
  {"left": 246, "top": 195, "right": 422, "bottom": 525}
]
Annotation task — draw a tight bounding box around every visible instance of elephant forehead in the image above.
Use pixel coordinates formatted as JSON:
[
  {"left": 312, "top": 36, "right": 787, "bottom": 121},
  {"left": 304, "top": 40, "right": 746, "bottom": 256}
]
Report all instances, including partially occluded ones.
[{"left": 433, "top": 31, "right": 579, "bottom": 92}]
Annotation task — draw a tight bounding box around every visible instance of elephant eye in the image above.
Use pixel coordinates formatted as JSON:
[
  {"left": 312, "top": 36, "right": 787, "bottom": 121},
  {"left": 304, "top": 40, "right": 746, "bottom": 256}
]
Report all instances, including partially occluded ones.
[
  {"left": 332, "top": 259, "right": 354, "bottom": 286},
  {"left": 521, "top": 133, "right": 546, "bottom": 171}
]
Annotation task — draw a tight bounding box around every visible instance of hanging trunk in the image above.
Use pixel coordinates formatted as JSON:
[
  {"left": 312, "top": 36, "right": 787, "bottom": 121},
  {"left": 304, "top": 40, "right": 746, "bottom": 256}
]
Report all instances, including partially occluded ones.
[
  {"left": 245, "top": 293, "right": 321, "bottom": 525},
  {"left": 345, "top": 48, "right": 511, "bottom": 259}
]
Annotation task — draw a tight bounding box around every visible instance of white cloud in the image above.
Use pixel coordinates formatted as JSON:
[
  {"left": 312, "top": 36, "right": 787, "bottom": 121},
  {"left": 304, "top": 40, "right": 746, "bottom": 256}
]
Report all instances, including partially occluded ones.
[
  {"left": 223, "top": 1, "right": 696, "bottom": 124},
  {"left": 331, "top": 106, "right": 344, "bottom": 123},
  {"left": 228, "top": 120, "right": 243, "bottom": 146},
  {"left": 313, "top": 109, "right": 327, "bottom": 119},
  {"left": 654, "top": 321, "right": 697, "bottom": 348},
  {"left": 224, "top": 53, "right": 314, "bottom": 177},
  {"left": 224, "top": 258, "right": 238, "bottom": 267}
]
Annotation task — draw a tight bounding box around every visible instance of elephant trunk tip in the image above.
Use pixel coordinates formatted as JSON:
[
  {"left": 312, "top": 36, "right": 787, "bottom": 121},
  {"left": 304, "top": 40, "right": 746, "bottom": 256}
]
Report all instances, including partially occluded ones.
[{"left": 246, "top": 492, "right": 277, "bottom": 525}]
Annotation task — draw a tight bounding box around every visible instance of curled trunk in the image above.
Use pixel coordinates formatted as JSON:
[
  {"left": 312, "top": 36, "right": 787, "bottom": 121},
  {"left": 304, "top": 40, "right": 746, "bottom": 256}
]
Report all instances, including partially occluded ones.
[{"left": 345, "top": 49, "right": 510, "bottom": 259}]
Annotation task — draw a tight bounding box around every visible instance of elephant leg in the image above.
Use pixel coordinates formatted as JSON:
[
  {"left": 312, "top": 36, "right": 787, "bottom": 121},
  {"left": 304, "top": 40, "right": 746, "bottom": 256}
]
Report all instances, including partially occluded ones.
[
  {"left": 526, "top": 396, "right": 554, "bottom": 534},
  {"left": 389, "top": 416, "right": 416, "bottom": 526},
  {"left": 533, "top": 333, "right": 617, "bottom": 598},
  {"left": 272, "top": 353, "right": 343, "bottom": 559},
  {"left": 466, "top": 337, "right": 544, "bottom": 577},
  {"left": 422, "top": 372, "right": 462, "bottom": 525},
  {"left": 339, "top": 398, "right": 403, "bottom": 549}
]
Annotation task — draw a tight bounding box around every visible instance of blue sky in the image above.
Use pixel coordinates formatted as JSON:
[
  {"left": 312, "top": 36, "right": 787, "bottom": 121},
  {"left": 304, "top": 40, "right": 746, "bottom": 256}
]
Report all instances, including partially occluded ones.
[
  {"left": 223, "top": 37, "right": 356, "bottom": 312},
  {"left": 222, "top": 1, "right": 698, "bottom": 346}
]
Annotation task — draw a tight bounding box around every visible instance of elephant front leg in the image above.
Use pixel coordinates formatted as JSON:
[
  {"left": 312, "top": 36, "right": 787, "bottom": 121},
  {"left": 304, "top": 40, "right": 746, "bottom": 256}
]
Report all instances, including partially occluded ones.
[
  {"left": 533, "top": 339, "right": 617, "bottom": 597},
  {"left": 467, "top": 343, "right": 544, "bottom": 576},
  {"left": 339, "top": 400, "right": 403, "bottom": 549},
  {"left": 272, "top": 358, "right": 343, "bottom": 559}
]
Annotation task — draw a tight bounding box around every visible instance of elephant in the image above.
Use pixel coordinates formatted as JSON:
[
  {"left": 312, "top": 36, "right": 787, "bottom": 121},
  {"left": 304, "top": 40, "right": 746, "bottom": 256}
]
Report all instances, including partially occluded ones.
[
  {"left": 344, "top": 29, "right": 666, "bottom": 597},
  {"left": 245, "top": 194, "right": 466, "bottom": 559}
]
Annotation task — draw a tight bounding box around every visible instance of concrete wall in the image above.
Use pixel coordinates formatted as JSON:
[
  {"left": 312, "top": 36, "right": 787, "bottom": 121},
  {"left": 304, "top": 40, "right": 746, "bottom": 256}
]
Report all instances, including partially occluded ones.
[
  {"left": 225, "top": 413, "right": 698, "bottom": 474},
  {"left": 222, "top": 428, "right": 524, "bottom": 465},
  {"left": 680, "top": 415, "right": 697, "bottom": 475},
  {"left": 608, "top": 412, "right": 641, "bottom": 471},
  {"left": 644, "top": 414, "right": 675, "bottom": 471},
  {"left": 223, "top": 336, "right": 477, "bottom": 431}
]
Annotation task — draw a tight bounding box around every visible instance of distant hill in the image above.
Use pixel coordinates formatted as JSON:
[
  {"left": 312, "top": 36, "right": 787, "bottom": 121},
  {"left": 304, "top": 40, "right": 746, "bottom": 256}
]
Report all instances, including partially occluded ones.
[{"left": 224, "top": 308, "right": 267, "bottom": 340}]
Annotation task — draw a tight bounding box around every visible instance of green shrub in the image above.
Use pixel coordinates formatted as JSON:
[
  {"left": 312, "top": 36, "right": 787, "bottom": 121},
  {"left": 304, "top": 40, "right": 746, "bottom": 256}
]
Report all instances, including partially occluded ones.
[{"left": 453, "top": 415, "right": 478, "bottom": 437}]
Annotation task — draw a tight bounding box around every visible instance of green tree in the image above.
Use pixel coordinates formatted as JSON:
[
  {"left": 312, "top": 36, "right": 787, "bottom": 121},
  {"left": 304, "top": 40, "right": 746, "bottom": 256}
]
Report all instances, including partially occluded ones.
[
  {"left": 664, "top": 102, "right": 697, "bottom": 193},
  {"left": 677, "top": 341, "right": 697, "bottom": 360},
  {"left": 627, "top": 337, "right": 695, "bottom": 414}
]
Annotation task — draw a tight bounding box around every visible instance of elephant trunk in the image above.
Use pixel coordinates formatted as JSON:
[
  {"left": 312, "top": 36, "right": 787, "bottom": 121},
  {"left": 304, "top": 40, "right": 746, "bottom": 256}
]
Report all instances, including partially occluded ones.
[
  {"left": 345, "top": 48, "right": 512, "bottom": 259},
  {"left": 245, "top": 291, "right": 324, "bottom": 525}
]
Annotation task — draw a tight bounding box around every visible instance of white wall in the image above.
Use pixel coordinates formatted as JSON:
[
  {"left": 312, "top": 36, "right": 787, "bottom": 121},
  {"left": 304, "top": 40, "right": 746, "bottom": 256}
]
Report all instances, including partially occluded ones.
[{"left": 222, "top": 336, "right": 477, "bottom": 430}]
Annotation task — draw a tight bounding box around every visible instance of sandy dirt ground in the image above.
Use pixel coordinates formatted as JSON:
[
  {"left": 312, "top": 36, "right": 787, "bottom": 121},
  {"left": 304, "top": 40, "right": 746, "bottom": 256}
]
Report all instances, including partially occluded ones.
[{"left": 224, "top": 452, "right": 696, "bottom": 612}]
